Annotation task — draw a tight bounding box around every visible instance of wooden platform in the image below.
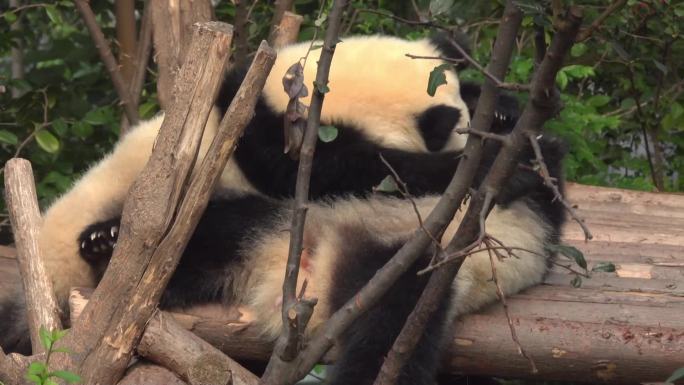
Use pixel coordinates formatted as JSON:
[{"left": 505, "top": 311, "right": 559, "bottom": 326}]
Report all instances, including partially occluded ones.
[
  {"left": 447, "top": 183, "right": 684, "bottom": 383},
  {"left": 1, "top": 184, "right": 683, "bottom": 383}
]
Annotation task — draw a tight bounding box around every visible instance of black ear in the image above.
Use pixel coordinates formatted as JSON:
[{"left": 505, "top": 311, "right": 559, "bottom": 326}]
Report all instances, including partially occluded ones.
[{"left": 429, "top": 31, "right": 472, "bottom": 70}]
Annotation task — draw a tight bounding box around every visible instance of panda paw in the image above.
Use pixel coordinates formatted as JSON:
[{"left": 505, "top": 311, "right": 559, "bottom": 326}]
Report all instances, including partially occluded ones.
[{"left": 78, "top": 217, "right": 121, "bottom": 263}]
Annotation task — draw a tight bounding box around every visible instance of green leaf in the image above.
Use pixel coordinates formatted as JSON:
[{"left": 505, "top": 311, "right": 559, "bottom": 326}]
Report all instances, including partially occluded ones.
[
  {"left": 39, "top": 325, "right": 53, "bottom": 350},
  {"left": 666, "top": 367, "right": 684, "bottom": 383},
  {"left": 71, "top": 121, "right": 93, "bottom": 139},
  {"left": 51, "top": 119, "right": 69, "bottom": 137},
  {"left": 571, "top": 275, "right": 582, "bottom": 288},
  {"left": 4, "top": 11, "right": 17, "bottom": 24},
  {"left": 547, "top": 244, "right": 587, "bottom": 270},
  {"left": 51, "top": 347, "right": 72, "bottom": 354},
  {"left": 50, "top": 371, "right": 81, "bottom": 384},
  {"left": 571, "top": 43, "right": 587, "bottom": 57},
  {"left": 138, "top": 101, "right": 158, "bottom": 119},
  {"left": 429, "top": 0, "right": 454, "bottom": 16},
  {"left": 0, "top": 130, "right": 19, "bottom": 145},
  {"left": 611, "top": 41, "right": 630, "bottom": 61},
  {"left": 652, "top": 59, "right": 668, "bottom": 75},
  {"left": 592, "top": 262, "right": 616, "bottom": 273},
  {"left": 427, "top": 64, "right": 450, "bottom": 97},
  {"left": 36, "top": 130, "right": 60, "bottom": 154},
  {"left": 45, "top": 5, "right": 63, "bottom": 24},
  {"left": 28, "top": 362, "right": 47, "bottom": 376},
  {"left": 52, "top": 328, "right": 68, "bottom": 341},
  {"left": 314, "top": 14, "right": 327, "bottom": 27},
  {"left": 83, "top": 108, "right": 109, "bottom": 125},
  {"left": 587, "top": 95, "right": 610, "bottom": 108},
  {"left": 556, "top": 71, "right": 568, "bottom": 90},
  {"left": 314, "top": 81, "right": 330, "bottom": 94},
  {"left": 318, "top": 125, "right": 338, "bottom": 143},
  {"left": 25, "top": 373, "right": 41, "bottom": 385},
  {"left": 45, "top": 380, "right": 58, "bottom": 385},
  {"left": 374, "top": 175, "right": 399, "bottom": 193}
]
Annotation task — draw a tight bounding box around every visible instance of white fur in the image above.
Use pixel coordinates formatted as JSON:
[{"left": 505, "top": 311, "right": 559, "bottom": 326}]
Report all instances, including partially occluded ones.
[
  {"left": 264, "top": 35, "right": 470, "bottom": 152},
  {"left": 232, "top": 195, "right": 552, "bottom": 339}
]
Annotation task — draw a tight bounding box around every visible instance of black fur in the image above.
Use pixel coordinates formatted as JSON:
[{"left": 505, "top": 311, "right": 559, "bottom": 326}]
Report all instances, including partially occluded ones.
[
  {"left": 459, "top": 82, "right": 520, "bottom": 134},
  {"left": 327, "top": 228, "right": 452, "bottom": 385},
  {"left": 0, "top": 285, "right": 31, "bottom": 354},
  {"left": 417, "top": 105, "right": 463, "bottom": 152},
  {"left": 218, "top": 68, "right": 469, "bottom": 199}
]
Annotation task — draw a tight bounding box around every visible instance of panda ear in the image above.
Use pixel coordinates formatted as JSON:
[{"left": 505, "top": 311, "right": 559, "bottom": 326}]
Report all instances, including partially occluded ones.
[{"left": 428, "top": 31, "right": 472, "bottom": 70}]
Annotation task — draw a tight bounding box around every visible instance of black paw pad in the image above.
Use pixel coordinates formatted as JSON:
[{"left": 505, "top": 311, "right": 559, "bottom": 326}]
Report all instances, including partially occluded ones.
[{"left": 78, "top": 217, "right": 121, "bottom": 264}]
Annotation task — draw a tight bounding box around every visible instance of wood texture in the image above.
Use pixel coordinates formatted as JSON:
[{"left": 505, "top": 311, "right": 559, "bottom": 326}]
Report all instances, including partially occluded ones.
[
  {"left": 139, "top": 311, "right": 259, "bottom": 385},
  {"left": 3, "top": 159, "right": 62, "bottom": 354},
  {"left": 272, "top": 11, "right": 303, "bottom": 49},
  {"left": 150, "top": 0, "right": 214, "bottom": 109}
]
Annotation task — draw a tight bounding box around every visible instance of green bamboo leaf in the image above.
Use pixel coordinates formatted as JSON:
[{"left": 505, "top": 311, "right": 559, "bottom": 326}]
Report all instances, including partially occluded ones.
[
  {"left": 427, "top": 64, "right": 450, "bottom": 97},
  {"left": 0, "top": 130, "right": 19, "bottom": 145},
  {"left": 666, "top": 367, "right": 684, "bottom": 383},
  {"left": 36, "top": 130, "right": 60, "bottom": 153},
  {"left": 318, "top": 125, "right": 338, "bottom": 143}
]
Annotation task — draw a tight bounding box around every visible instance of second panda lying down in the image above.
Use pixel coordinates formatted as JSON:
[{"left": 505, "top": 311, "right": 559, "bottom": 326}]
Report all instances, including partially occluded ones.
[{"left": 75, "top": 137, "right": 566, "bottom": 385}]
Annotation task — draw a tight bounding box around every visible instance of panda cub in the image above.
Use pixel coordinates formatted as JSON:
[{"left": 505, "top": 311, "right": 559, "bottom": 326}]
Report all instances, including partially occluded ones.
[{"left": 76, "top": 136, "right": 566, "bottom": 385}]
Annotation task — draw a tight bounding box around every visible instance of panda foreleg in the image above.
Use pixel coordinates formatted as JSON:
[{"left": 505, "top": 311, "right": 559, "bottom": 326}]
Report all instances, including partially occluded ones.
[{"left": 326, "top": 230, "right": 451, "bottom": 385}]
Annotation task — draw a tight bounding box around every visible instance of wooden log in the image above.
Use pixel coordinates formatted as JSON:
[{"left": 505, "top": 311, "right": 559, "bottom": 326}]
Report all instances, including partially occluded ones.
[
  {"left": 138, "top": 311, "right": 259, "bottom": 385},
  {"left": 70, "top": 269, "right": 684, "bottom": 384},
  {"left": 150, "top": 0, "right": 214, "bottom": 109},
  {"left": 118, "top": 362, "right": 188, "bottom": 385},
  {"left": 3, "top": 159, "right": 62, "bottom": 353},
  {"left": 272, "top": 11, "right": 303, "bottom": 49}
]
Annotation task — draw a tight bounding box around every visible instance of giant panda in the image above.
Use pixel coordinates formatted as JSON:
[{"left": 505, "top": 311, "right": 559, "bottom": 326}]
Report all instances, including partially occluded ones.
[
  {"left": 73, "top": 134, "right": 566, "bottom": 385},
  {"left": 0, "top": 34, "right": 522, "bottom": 354}
]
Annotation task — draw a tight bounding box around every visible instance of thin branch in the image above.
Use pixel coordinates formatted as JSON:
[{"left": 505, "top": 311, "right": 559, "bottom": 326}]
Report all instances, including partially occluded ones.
[
  {"left": 379, "top": 154, "right": 443, "bottom": 251},
  {"left": 454, "top": 127, "right": 510, "bottom": 143},
  {"left": 487, "top": 248, "right": 538, "bottom": 373},
  {"left": 440, "top": 37, "right": 531, "bottom": 92},
  {"left": 356, "top": 8, "right": 449, "bottom": 31},
  {"left": 528, "top": 134, "right": 592, "bottom": 241},
  {"left": 261, "top": 2, "right": 348, "bottom": 381},
  {"left": 74, "top": 0, "right": 139, "bottom": 125},
  {"left": 575, "top": 0, "right": 627, "bottom": 42}
]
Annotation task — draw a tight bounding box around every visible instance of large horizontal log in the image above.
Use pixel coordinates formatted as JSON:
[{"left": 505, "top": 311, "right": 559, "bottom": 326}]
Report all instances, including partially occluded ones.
[{"left": 69, "top": 271, "right": 684, "bottom": 384}]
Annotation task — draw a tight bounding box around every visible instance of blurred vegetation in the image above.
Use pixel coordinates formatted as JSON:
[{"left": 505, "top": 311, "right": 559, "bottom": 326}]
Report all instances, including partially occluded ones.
[{"left": 0, "top": 0, "right": 682, "bottom": 229}]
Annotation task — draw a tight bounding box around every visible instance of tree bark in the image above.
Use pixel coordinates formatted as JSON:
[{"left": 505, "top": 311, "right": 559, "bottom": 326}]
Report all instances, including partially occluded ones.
[
  {"left": 3, "top": 159, "right": 62, "bottom": 354},
  {"left": 150, "top": 0, "right": 214, "bottom": 109},
  {"left": 272, "top": 11, "right": 303, "bottom": 49},
  {"left": 115, "top": 0, "right": 137, "bottom": 83}
]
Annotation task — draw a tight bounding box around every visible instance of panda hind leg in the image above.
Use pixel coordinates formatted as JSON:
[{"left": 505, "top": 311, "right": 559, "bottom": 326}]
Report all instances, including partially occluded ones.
[{"left": 327, "top": 229, "right": 452, "bottom": 385}]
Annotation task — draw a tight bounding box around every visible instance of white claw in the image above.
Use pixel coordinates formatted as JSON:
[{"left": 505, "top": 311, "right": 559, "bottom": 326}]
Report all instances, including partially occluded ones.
[
  {"left": 111, "top": 226, "right": 118, "bottom": 237},
  {"left": 90, "top": 232, "right": 96, "bottom": 241},
  {"left": 81, "top": 241, "right": 86, "bottom": 249},
  {"left": 98, "top": 231, "right": 105, "bottom": 238}
]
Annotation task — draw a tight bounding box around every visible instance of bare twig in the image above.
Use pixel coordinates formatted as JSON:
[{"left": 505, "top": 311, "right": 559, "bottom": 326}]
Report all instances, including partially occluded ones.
[
  {"left": 74, "top": 0, "right": 139, "bottom": 125},
  {"left": 404, "top": 53, "right": 464, "bottom": 64},
  {"left": 4, "top": 159, "right": 62, "bottom": 353},
  {"left": 528, "top": 134, "right": 592, "bottom": 241},
  {"left": 379, "top": 154, "right": 443, "bottom": 251},
  {"left": 575, "top": 0, "right": 627, "bottom": 42},
  {"left": 454, "top": 127, "right": 510, "bottom": 143},
  {"left": 260, "top": 1, "right": 348, "bottom": 383},
  {"left": 440, "top": 36, "right": 531, "bottom": 92},
  {"left": 487, "top": 249, "right": 538, "bottom": 373}
]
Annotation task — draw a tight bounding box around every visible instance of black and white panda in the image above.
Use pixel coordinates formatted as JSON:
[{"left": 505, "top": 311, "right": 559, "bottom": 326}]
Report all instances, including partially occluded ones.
[
  {"left": 74, "top": 134, "right": 565, "bottom": 385},
  {"left": 0, "top": 34, "right": 523, "bottom": 355}
]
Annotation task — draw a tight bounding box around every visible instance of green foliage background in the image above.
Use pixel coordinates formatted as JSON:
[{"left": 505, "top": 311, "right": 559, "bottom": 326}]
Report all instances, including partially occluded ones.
[{"left": 0, "top": 0, "right": 682, "bottom": 234}]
